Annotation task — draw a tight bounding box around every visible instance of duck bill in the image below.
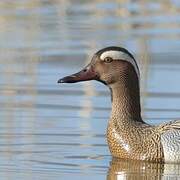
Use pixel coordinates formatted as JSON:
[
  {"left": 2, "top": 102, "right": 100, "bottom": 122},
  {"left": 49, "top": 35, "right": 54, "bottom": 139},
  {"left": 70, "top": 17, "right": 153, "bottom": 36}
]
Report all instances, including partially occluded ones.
[{"left": 58, "top": 65, "right": 98, "bottom": 83}]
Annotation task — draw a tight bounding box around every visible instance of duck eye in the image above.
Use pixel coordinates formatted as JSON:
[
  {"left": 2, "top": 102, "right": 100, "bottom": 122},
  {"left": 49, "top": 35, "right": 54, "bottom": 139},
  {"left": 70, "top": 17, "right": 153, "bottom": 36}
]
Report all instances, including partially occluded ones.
[{"left": 104, "top": 57, "right": 113, "bottom": 63}]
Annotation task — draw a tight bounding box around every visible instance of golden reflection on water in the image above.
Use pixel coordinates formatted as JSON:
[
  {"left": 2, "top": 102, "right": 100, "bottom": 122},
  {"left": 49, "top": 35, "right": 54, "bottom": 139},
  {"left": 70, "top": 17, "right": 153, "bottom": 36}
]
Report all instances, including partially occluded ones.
[{"left": 107, "top": 158, "right": 180, "bottom": 180}]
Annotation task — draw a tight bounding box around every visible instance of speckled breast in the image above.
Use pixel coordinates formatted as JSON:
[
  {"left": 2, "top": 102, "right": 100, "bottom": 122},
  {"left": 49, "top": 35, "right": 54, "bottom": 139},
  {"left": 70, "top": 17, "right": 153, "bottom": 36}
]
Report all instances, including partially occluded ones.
[{"left": 106, "top": 122, "right": 164, "bottom": 162}]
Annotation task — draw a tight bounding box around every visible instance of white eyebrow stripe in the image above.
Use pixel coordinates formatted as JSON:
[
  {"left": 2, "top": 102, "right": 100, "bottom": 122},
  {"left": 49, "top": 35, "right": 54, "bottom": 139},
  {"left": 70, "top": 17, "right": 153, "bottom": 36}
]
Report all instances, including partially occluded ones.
[{"left": 100, "top": 50, "right": 140, "bottom": 78}]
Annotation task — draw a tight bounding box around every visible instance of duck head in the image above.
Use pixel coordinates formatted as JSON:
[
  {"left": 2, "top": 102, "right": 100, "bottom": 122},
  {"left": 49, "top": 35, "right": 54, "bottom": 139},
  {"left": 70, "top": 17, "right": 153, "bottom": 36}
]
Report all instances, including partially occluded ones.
[{"left": 58, "top": 46, "right": 140, "bottom": 87}]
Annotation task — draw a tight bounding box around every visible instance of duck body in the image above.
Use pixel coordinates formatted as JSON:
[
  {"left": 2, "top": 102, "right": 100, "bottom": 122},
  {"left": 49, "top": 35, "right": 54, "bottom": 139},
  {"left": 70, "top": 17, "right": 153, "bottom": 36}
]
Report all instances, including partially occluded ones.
[
  {"left": 58, "top": 46, "right": 180, "bottom": 163},
  {"left": 107, "top": 118, "right": 180, "bottom": 163},
  {"left": 107, "top": 119, "right": 162, "bottom": 162}
]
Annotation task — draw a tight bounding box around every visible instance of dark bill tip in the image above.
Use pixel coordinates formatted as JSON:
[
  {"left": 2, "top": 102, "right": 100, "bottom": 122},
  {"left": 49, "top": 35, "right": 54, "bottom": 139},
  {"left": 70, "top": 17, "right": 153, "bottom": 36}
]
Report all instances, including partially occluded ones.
[
  {"left": 57, "top": 79, "right": 65, "bottom": 83},
  {"left": 57, "top": 75, "right": 77, "bottom": 84}
]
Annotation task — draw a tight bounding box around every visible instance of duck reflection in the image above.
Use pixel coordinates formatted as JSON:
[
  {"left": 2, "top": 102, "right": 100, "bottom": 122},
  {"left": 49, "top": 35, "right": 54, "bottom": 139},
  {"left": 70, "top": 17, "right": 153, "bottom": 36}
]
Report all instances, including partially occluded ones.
[{"left": 107, "top": 157, "right": 180, "bottom": 180}]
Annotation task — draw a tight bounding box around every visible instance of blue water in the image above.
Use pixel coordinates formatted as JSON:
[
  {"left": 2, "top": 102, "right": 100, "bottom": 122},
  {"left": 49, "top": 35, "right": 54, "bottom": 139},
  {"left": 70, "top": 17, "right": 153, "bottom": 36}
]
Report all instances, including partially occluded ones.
[{"left": 0, "top": 1, "right": 180, "bottom": 179}]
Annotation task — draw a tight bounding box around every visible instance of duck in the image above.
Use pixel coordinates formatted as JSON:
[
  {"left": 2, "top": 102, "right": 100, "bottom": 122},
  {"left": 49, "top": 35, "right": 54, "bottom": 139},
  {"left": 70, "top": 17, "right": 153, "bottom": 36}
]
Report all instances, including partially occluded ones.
[{"left": 58, "top": 46, "right": 180, "bottom": 163}]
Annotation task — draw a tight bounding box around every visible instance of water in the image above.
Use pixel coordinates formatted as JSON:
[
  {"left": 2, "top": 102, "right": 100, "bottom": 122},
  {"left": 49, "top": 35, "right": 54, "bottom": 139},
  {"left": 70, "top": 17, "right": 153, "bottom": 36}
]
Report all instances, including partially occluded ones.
[{"left": 0, "top": 0, "right": 180, "bottom": 179}]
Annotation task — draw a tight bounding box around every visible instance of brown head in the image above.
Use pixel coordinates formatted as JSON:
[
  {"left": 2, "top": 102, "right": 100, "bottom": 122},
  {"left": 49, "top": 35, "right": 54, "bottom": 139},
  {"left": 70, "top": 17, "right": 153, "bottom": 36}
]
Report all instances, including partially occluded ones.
[{"left": 58, "top": 46, "right": 140, "bottom": 89}]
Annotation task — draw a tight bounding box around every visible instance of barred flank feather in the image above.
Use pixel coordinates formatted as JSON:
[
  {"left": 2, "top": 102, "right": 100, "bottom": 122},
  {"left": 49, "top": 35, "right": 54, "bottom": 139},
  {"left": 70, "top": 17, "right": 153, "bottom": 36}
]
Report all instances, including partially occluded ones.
[{"left": 158, "top": 120, "right": 180, "bottom": 133}]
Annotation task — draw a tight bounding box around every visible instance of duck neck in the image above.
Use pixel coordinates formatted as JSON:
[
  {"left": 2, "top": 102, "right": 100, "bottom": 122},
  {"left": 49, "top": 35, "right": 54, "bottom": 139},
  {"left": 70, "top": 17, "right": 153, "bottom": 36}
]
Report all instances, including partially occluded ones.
[{"left": 109, "top": 78, "right": 144, "bottom": 124}]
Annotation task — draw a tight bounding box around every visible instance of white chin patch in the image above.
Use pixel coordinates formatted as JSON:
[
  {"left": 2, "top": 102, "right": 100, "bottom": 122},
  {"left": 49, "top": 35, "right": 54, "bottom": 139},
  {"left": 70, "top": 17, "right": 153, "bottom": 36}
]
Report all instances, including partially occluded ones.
[{"left": 100, "top": 50, "right": 139, "bottom": 78}]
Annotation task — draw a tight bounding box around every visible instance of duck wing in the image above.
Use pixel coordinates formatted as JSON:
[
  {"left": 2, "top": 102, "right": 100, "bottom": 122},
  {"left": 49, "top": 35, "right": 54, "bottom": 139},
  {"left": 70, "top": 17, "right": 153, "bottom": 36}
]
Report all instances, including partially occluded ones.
[
  {"left": 157, "top": 120, "right": 180, "bottom": 133},
  {"left": 157, "top": 120, "right": 180, "bottom": 163}
]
